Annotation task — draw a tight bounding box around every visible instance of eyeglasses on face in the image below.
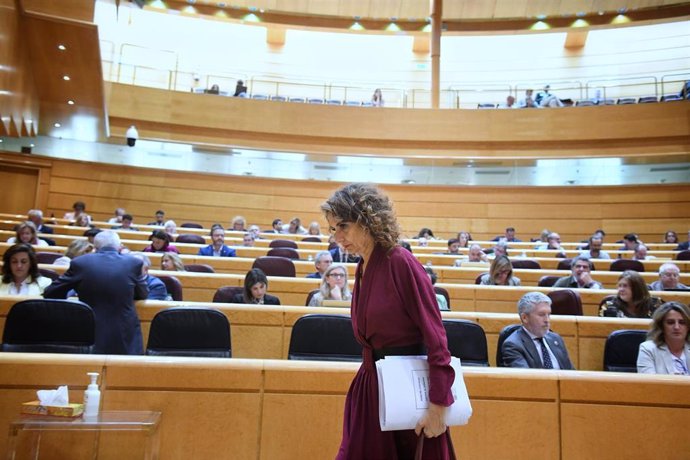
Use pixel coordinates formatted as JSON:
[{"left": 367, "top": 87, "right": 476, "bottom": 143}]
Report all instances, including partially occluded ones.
[{"left": 327, "top": 273, "right": 346, "bottom": 279}]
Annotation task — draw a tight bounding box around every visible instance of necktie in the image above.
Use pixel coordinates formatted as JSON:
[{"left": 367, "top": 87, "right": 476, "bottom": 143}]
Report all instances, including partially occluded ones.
[{"left": 536, "top": 338, "right": 553, "bottom": 369}]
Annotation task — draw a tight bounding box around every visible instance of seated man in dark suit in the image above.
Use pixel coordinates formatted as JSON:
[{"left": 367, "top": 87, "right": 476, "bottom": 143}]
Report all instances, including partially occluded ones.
[
  {"left": 198, "top": 225, "right": 236, "bottom": 257},
  {"left": 329, "top": 244, "right": 361, "bottom": 264},
  {"left": 502, "top": 292, "right": 575, "bottom": 369},
  {"left": 44, "top": 231, "right": 148, "bottom": 355},
  {"left": 132, "top": 253, "right": 169, "bottom": 300},
  {"left": 676, "top": 230, "right": 690, "bottom": 251},
  {"left": 27, "top": 209, "right": 53, "bottom": 234},
  {"left": 553, "top": 255, "right": 603, "bottom": 289},
  {"left": 306, "top": 250, "right": 333, "bottom": 279},
  {"left": 491, "top": 226, "right": 521, "bottom": 243}
]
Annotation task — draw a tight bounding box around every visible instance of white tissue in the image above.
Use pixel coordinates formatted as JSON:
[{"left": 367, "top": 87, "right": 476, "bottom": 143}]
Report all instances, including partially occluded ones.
[{"left": 37, "top": 385, "right": 69, "bottom": 406}]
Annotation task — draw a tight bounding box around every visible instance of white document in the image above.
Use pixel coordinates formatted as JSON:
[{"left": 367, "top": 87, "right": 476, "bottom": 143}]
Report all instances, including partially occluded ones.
[{"left": 376, "top": 356, "right": 472, "bottom": 431}]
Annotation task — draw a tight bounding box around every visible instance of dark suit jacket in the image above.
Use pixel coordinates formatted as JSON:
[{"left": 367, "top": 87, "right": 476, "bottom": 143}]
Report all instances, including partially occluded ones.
[
  {"left": 306, "top": 272, "right": 321, "bottom": 279},
  {"left": 197, "top": 245, "right": 236, "bottom": 257},
  {"left": 37, "top": 224, "right": 53, "bottom": 234},
  {"left": 329, "top": 247, "right": 361, "bottom": 264},
  {"left": 44, "top": 247, "right": 148, "bottom": 355},
  {"left": 230, "top": 293, "right": 281, "bottom": 305},
  {"left": 677, "top": 241, "right": 690, "bottom": 251},
  {"left": 502, "top": 328, "right": 574, "bottom": 369},
  {"left": 146, "top": 275, "right": 168, "bottom": 300}
]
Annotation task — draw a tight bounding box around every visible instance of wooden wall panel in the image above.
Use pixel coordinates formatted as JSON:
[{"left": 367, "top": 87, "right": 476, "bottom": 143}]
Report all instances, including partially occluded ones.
[{"left": 2, "top": 151, "right": 688, "bottom": 241}]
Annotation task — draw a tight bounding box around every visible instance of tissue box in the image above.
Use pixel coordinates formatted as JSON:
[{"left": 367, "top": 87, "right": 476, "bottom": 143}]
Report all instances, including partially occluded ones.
[{"left": 21, "top": 401, "right": 84, "bottom": 417}]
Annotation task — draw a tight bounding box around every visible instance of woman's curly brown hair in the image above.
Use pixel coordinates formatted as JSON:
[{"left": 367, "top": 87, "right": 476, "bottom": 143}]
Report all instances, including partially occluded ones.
[{"left": 321, "top": 183, "right": 400, "bottom": 251}]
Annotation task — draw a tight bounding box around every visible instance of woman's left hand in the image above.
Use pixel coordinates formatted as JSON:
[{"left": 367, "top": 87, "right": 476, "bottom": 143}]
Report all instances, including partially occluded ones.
[{"left": 414, "top": 402, "right": 447, "bottom": 438}]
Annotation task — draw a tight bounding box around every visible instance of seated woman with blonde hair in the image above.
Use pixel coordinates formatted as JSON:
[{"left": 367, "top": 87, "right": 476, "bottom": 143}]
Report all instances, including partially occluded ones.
[
  {"left": 7, "top": 221, "right": 48, "bottom": 247},
  {"left": 0, "top": 244, "right": 52, "bottom": 295},
  {"left": 637, "top": 301, "right": 690, "bottom": 375},
  {"left": 160, "top": 252, "right": 186, "bottom": 272},
  {"left": 309, "top": 264, "right": 352, "bottom": 307},
  {"left": 479, "top": 255, "right": 521, "bottom": 286},
  {"left": 54, "top": 239, "right": 94, "bottom": 266}
]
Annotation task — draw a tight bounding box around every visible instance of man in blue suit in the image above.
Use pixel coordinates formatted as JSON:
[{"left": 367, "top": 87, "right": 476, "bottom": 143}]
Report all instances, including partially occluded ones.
[
  {"left": 502, "top": 292, "right": 575, "bottom": 370},
  {"left": 198, "top": 225, "right": 236, "bottom": 257},
  {"left": 131, "top": 253, "right": 168, "bottom": 300},
  {"left": 44, "top": 231, "right": 148, "bottom": 355}
]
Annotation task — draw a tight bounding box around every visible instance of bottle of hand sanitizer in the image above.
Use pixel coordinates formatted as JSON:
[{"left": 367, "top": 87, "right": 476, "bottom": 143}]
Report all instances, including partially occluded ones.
[{"left": 84, "top": 372, "right": 101, "bottom": 418}]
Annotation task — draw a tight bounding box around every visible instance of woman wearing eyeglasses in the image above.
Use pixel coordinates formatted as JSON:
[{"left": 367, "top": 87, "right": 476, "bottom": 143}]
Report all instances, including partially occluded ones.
[
  {"left": 308, "top": 264, "right": 351, "bottom": 307},
  {"left": 637, "top": 301, "right": 690, "bottom": 375}
]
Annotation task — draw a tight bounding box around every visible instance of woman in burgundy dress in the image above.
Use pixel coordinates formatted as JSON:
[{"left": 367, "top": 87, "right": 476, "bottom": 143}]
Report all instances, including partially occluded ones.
[{"left": 321, "top": 183, "right": 456, "bottom": 460}]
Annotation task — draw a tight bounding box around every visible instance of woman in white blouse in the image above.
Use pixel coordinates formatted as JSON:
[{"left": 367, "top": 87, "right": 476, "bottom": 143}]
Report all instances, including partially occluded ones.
[
  {"left": 637, "top": 301, "right": 690, "bottom": 375},
  {"left": 0, "top": 244, "right": 52, "bottom": 295}
]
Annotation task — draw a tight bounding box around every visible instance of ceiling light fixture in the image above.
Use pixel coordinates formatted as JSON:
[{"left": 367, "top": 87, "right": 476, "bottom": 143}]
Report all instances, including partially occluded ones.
[
  {"left": 67, "top": 100, "right": 75, "bottom": 105},
  {"left": 54, "top": 123, "right": 61, "bottom": 128},
  {"left": 63, "top": 75, "right": 70, "bottom": 81},
  {"left": 57, "top": 44, "right": 66, "bottom": 51}
]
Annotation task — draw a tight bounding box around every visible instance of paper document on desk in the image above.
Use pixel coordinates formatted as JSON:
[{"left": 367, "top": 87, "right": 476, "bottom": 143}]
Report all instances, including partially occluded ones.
[{"left": 376, "top": 356, "right": 472, "bottom": 431}]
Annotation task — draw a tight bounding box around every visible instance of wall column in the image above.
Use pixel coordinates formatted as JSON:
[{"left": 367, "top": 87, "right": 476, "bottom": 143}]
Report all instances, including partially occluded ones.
[{"left": 430, "top": 0, "right": 442, "bottom": 108}]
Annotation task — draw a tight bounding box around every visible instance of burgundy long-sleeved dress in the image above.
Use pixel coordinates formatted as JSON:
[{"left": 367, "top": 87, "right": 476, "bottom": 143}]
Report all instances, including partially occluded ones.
[{"left": 336, "top": 244, "right": 456, "bottom": 460}]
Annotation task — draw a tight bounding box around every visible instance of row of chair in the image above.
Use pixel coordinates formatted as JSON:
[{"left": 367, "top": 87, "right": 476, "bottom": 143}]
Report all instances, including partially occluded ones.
[
  {"left": 0, "top": 300, "right": 645, "bottom": 371},
  {"left": 250, "top": 94, "right": 375, "bottom": 106},
  {"left": 478, "top": 94, "right": 688, "bottom": 108}
]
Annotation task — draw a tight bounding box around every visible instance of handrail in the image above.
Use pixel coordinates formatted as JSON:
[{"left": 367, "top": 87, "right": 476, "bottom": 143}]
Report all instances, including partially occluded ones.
[{"left": 585, "top": 75, "right": 658, "bottom": 99}]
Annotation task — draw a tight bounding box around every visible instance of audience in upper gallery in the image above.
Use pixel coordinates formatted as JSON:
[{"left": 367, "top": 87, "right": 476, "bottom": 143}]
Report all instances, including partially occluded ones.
[
  {"left": 164, "top": 220, "right": 178, "bottom": 239},
  {"left": 371, "top": 88, "right": 384, "bottom": 107},
  {"left": 308, "top": 264, "right": 352, "bottom": 307},
  {"left": 131, "top": 253, "right": 169, "bottom": 301},
  {"left": 307, "top": 221, "right": 323, "bottom": 236},
  {"left": 536, "top": 84, "right": 564, "bottom": 108},
  {"left": 198, "top": 225, "right": 236, "bottom": 257},
  {"left": 112, "top": 214, "right": 138, "bottom": 231},
  {"left": 0, "top": 244, "right": 52, "bottom": 295},
  {"left": 501, "top": 292, "right": 575, "bottom": 369},
  {"left": 143, "top": 230, "right": 179, "bottom": 254},
  {"left": 663, "top": 230, "right": 678, "bottom": 245},
  {"left": 63, "top": 201, "right": 89, "bottom": 221},
  {"left": 83, "top": 227, "right": 102, "bottom": 244},
  {"left": 229, "top": 215, "right": 246, "bottom": 232},
  {"left": 676, "top": 231, "right": 690, "bottom": 251},
  {"left": 107, "top": 208, "right": 126, "bottom": 225},
  {"left": 72, "top": 214, "right": 93, "bottom": 228},
  {"left": 517, "top": 89, "right": 539, "bottom": 108},
  {"left": 6, "top": 221, "right": 49, "bottom": 247},
  {"left": 416, "top": 228, "right": 436, "bottom": 240},
  {"left": 637, "top": 301, "right": 690, "bottom": 375},
  {"left": 266, "top": 219, "right": 283, "bottom": 234},
  {"left": 424, "top": 266, "right": 449, "bottom": 311},
  {"left": 633, "top": 244, "right": 655, "bottom": 261},
  {"left": 206, "top": 84, "right": 220, "bottom": 95},
  {"left": 553, "top": 255, "right": 603, "bottom": 289},
  {"left": 599, "top": 270, "right": 663, "bottom": 318},
  {"left": 492, "top": 227, "right": 521, "bottom": 243},
  {"left": 148, "top": 210, "right": 166, "bottom": 226},
  {"left": 282, "top": 217, "right": 307, "bottom": 235},
  {"left": 53, "top": 239, "right": 94, "bottom": 267},
  {"left": 457, "top": 231, "right": 471, "bottom": 248},
  {"left": 498, "top": 95, "right": 516, "bottom": 108},
  {"left": 233, "top": 80, "right": 248, "bottom": 97},
  {"left": 242, "top": 233, "right": 255, "bottom": 247},
  {"left": 232, "top": 268, "right": 281, "bottom": 305},
  {"left": 648, "top": 263, "right": 688, "bottom": 291},
  {"left": 578, "top": 229, "right": 606, "bottom": 250},
  {"left": 306, "top": 250, "right": 333, "bottom": 279},
  {"left": 446, "top": 238, "right": 461, "bottom": 255},
  {"left": 580, "top": 236, "right": 610, "bottom": 259},
  {"left": 27, "top": 209, "right": 53, "bottom": 234},
  {"left": 248, "top": 225, "right": 261, "bottom": 239},
  {"left": 160, "top": 252, "right": 186, "bottom": 272},
  {"left": 535, "top": 232, "right": 566, "bottom": 257},
  {"left": 44, "top": 231, "right": 148, "bottom": 355},
  {"left": 479, "top": 255, "right": 521, "bottom": 286}
]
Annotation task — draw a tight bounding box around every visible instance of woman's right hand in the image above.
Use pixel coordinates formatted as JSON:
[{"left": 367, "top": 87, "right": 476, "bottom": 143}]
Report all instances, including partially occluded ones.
[{"left": 331, "top": 285, "right": 342, "bottom": 300}]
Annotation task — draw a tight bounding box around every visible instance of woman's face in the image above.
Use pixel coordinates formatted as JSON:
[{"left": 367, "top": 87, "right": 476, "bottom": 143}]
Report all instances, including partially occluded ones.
[
  {"left": 152, "top": 237, "right": 165, "bottom": 251},
  {"left": 251, "top": 282, "right": 266, "bottom": 300},
  {"left": 495, "top": 268, "right": 510, "bottom": 285},
  {"left": 165, "top": 224, "right": 176, "bottom": 235},
  {"left": 458, "top": 233, "right": 469, "bottom": 246},
  {"left": 18, "top": 228, "right": 34, "bottom": 243},
  {"left": 665, "top": 232, "right": 677, "bottom": 243},
  {"left": 309, "top": 226, "right": 319, "bottom": 235},
  {"left": 161, "top": 256, "right": 173, "bottom": 271},
  {"left": 617, "top": 279, "right": 633, "bottom": 303},
  {"left": 327, "top": 216, "right": 373, "bottom": 257},
  {"left": 10, "top": 252, "right": 30, "bottom": 282},
  {"left": 233, "top": 222, "right": 243, "bottom": 231},
  {"left": 326, "top": 268, "right": 346, "bottom": 289},
  {"left": 663, "top": 310, "right": 688, "bottom": 343}
]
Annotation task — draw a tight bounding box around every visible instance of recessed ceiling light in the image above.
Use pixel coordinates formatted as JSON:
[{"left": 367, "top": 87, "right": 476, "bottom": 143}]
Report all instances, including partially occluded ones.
[
  {"left": 26, "top": 119, "right": 33, "bottom": 124},
  {"left": 63, "top": 75, "right": 70, "bottom": 81},
  {"left": 67, "top": 100, "right": 75, "bottom": 105},
  {"left": 57, "top": 44, "right": 66, "bottom": 51},
  {"left": 54, "top": 123, "right": 61, "bottom": 128},
  {"left": 30, "top": 143, "right": 35, "bottom": 147}
]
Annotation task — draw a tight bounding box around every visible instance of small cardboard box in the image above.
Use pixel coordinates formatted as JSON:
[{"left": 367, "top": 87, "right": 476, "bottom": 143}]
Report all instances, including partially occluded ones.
[{"left": 21, "top": 401, "right": 84, "bottom": 417}]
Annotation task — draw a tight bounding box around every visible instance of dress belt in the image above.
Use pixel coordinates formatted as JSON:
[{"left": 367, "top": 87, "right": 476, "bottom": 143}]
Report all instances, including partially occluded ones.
[{"left": 372, "top": 343, "right": 426, "bottom": 361}]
